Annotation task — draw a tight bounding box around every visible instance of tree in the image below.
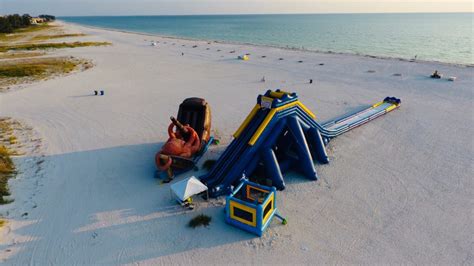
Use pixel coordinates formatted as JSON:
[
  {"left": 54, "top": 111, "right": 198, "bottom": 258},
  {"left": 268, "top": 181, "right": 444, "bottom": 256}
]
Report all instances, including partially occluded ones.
[
  {"left": 6, "top": 14, "right": 22, "bottom": 29},
  {"left": 21, "top": 14, "right": 32, "bottom": 27},
  {"left": 39, "top": 14, "right": 56, "bottom": 21},
  {"left": 0, "top": 17, "right": 13, "bottom": 33}
]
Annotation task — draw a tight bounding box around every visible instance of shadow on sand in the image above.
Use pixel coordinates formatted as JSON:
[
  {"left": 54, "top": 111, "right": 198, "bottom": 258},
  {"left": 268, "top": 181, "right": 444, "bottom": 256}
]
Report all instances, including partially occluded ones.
[{"left": 1, "top": 142, "right": 260, "bottom": 264}]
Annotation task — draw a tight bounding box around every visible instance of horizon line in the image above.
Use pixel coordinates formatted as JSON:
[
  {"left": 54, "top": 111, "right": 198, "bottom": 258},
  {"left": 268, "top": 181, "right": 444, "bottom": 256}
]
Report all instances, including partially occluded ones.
[{"left": 53, "top": 11, "right": 474, "bottom": 17}]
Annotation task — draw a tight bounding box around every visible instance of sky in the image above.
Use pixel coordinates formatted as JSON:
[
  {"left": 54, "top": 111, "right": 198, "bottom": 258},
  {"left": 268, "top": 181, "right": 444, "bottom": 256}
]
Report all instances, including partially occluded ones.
[{"left": 1, "top": 0, "right": 472, "bottom": 16}]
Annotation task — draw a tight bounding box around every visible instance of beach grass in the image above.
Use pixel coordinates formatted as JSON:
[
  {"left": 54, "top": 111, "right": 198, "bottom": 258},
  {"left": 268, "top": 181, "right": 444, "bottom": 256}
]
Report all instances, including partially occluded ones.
[
  {"left": 0, "top": 57, "right": 89, "bottom": 91},
  {"left": 0, "top": 51, "right": 45, "bottom": 59},
  {"left": 0, "top": 41, "right": 111, "bottom": 52},
  {"left": 0, "top": 145, "right": 15, "bottom": 204},
  {"left": 15, "top": 23, "right": 57, "bottom": 34},
  {"left": 32, "top": 33, "right": 88, "bottom": 41},
  {"left": 0, "top": 57, "right": 80, "bottom": 78},
  {"left": 9, "top": 136, "right": 17, "bottom": 145},
  {"left": 0, "top": 118, "right": 17, "bottom": 205},
  {"left": 0, "top": 23, "right": 57, "bottom": 43},
  {"left": 0, "top": 33, "right": 19, "bottom": 43}
]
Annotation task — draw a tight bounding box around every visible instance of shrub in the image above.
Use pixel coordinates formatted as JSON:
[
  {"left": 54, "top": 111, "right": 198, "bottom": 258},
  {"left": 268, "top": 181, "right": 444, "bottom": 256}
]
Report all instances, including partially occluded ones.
[{"left": 189, "top": 214, "right": 212, "bottom": 228}]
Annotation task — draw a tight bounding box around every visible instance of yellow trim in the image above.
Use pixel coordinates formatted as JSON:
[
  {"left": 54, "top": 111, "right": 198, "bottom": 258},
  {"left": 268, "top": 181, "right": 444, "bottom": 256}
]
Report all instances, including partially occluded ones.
[
  {"left": 233, "top": 104, "right": 261, "bottom": 138},
  {"left": 249, "top": 108, "right": 277, "bottom": 145},
  {"left": 261, "top": 96, "right": 274, "bottom": 105},
  {"left": 262, "top": 194, "right": 274, "bottom": 226},
  {"left": 269, "top": 90, "right": 291, "bottom": 99},
  {"left": 297, "top": 101, "right": 316, "bottom": 119},
  {"left": 269, "top": 91, "right": 284, "bottom": 99},
  {"left": 230, "top": 201, "right": 257, "bottom": 227},
  {"left": 248, "top": 101, "right": 316, "bottom": 145},
  {"left": 385, "top": 104, "right": 397, "bottom": 112},
  {"left": 246, "top": 185, "right": 269, "bottom": 203},
  {"left": 372, "top": 101, "right": 384, "bottom": 108}
]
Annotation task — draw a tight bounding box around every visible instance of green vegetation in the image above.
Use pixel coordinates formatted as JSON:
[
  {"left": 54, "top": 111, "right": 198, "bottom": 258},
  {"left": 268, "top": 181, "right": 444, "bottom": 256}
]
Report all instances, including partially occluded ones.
[
  {"left": 0, "top": 57, "right": 88, "bottom": 91},
  {"left": 0, "top": 63, "right": 47, "bottom": 77},
  {"left": 9, "top": 136, "right": 17, "bottom": 144},
  {"left": 32, "top": 33, "right": 87, "bottom": 41},
  {"left": 0, "top": 145, "right": 15, "bottom": 204},
  {"left": 0, "top": 41, "right": 111, "bottom": 52},
  {"left": 14, "top": 23, "right": 59, "bottom": 34},
  {"left": 0, "top": 118, "right": 17, "bottom": 204},
  {"left": 0, "top": 51, "right": 44, "bottom": 59},
  {"left": 0, "top": 14, "right": 55, "bottom": 34},
  {"left": 14, "top": 23, "right": 57, "bottom": 34},
  {"left": 0, "top": 23, "right": 58, "bottom": 43},
  {"left": 0, "top": 14, "right": 32, "bottom": 34},
  {"left": 0, "top": 57, "right": 82, "bottom": 78},
  {"left": 189, "top": 214, "right": 212, "bottom": 228}
]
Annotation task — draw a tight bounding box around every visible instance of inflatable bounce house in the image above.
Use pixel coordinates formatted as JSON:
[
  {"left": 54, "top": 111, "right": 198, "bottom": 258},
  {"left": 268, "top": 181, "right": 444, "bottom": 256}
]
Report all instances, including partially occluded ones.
[
  {"left": 201, "top": 90, "right": 401, "bottom": 197},
  {"left": 225, "top": 180, "right": 286, "bottom": 236}
]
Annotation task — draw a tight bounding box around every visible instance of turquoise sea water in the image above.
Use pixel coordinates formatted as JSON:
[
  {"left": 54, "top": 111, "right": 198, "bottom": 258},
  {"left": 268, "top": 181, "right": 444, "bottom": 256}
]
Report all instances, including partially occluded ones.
[{"left": 61, "top": 13, "right": 473, "bottom": 65}]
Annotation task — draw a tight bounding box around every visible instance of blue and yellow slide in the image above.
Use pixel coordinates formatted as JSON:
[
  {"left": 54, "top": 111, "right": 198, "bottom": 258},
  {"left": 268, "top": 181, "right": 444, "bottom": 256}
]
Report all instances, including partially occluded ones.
[{"left": 201, "top": 90, "right": 401, "bottom": 197}]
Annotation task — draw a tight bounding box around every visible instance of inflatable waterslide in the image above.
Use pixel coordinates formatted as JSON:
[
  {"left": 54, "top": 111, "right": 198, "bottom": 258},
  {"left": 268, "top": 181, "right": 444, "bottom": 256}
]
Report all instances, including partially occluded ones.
[{"left": 201, "top": 90, "right": 401, "bottom": 197}]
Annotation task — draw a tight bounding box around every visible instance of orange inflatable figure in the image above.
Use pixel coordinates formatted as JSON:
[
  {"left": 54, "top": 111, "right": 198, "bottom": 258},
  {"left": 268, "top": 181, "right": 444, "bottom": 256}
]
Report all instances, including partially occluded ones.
[{"left": 156, "top": 117, "right": 201, "bottom": 172}]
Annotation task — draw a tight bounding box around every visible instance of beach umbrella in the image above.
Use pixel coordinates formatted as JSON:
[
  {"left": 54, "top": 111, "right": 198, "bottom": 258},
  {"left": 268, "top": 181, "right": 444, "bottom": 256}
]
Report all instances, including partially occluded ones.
[{"left": 170, "top": 176, "right": 208, "bottom": 202}]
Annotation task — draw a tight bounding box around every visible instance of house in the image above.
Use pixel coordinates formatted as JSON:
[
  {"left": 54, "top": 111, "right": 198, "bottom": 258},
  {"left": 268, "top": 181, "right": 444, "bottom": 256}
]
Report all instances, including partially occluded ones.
[{"left": 30, "top": 17, "right": 46, "bottom": 24}]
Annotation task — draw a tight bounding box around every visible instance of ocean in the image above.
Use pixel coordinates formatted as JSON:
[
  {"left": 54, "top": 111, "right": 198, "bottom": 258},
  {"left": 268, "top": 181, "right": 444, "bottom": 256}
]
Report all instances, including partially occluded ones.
[{"left": 61, "top": 13, "right": 473, "bottom": 65}]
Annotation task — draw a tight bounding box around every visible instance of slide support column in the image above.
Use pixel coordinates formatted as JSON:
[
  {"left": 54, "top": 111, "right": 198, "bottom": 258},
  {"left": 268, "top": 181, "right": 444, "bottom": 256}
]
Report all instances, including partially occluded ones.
[
  {"left": 262, "top": 148, "right": 285, "bottom": 190},
  {"left": 287, "top": 116, "right": 318, "bottom": 180},
  {"left": 308, "top": 128, "right": 329, "bottom": 164}
]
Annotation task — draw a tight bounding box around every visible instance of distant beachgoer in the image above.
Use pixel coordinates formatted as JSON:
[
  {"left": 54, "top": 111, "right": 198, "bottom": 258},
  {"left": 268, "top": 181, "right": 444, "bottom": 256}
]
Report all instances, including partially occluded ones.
[
  {"left": 310, "top": 79, "right": 313, "bottom": 84},
  {"left": 182, "top": 52, "right": 184, "bottom": 56},
  {"left": 261, "top": 76, "right": 266, "bottom": 83},
  {"left": 431, "top": 70, "right": 441, "bottom": 79}
]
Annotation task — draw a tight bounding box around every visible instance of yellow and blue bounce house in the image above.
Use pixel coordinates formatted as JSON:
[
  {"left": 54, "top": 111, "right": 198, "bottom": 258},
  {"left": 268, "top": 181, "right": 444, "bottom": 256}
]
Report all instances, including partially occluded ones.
[{"left": 225, "top": 180, "right": 286, "bottom": 236}]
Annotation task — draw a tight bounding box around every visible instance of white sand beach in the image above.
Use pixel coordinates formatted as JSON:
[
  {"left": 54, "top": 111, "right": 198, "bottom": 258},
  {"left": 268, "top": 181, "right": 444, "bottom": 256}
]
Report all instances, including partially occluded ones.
[{"left": 0, "top": 21, "right": 473, "bottom": 264}]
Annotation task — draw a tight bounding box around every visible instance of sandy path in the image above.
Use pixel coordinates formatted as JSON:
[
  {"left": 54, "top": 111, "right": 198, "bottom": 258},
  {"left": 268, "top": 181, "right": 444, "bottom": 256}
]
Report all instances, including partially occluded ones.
[{"left": 0, "top": 21, "right": 472, "bottom": 264}]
